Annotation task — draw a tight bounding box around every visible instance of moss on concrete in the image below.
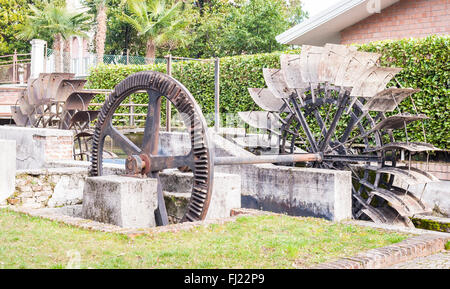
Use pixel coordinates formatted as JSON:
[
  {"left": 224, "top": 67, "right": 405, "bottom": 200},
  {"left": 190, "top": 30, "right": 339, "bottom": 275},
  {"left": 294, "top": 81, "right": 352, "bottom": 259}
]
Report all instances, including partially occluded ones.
[{"left": 411, "top": 217, "right": 450, "bottom": 233}]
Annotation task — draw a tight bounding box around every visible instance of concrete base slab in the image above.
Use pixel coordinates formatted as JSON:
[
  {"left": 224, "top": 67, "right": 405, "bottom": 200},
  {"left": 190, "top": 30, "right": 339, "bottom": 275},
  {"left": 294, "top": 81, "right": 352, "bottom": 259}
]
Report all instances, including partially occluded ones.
[
  {"left": 82, "top": 175, "right": 158, "bottom": 228},
  {"left": 238, "top": 166, "right": 352, "bottom": 221},
  {"left": 0, "top": 139, "right": 16, "bottom": 204}
]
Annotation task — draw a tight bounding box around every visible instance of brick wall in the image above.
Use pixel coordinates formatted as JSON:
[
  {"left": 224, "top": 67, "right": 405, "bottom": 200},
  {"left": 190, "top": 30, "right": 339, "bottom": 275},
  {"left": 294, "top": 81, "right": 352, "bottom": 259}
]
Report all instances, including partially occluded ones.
[
  {"left": 404, "top": 161, "right": 450, "bottom": 181},
  {"left": 0, "top": 87, "right": 25, "bottom": 118},
  {"left": 341, "top": 0, "right": 450, "bottom": 44},
  {"left": 44, "top": 135, "right": 73, "bottom": 162}
]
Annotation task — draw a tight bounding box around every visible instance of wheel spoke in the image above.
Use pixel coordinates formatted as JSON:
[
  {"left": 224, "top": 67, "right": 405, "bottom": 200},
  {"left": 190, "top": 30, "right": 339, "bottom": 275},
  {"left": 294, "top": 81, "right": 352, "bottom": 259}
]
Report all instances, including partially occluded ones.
[
  {"left": 105, "top": 122, "right": 141, "bottom": 155},
  {"left": 142, "top": 90, "right": 162, "bottom": 155},
  {"left": 312, "top": 107, "right": 328, "bottom": 144},
  {"left": 152, "top": 172, "right": 169, "bottom": 226},
  {"left": 319, "top": 94, "right": 349, "bottom": 151},
  {"left": 290, "top": 96, "right": 319, "bottom": 152}
]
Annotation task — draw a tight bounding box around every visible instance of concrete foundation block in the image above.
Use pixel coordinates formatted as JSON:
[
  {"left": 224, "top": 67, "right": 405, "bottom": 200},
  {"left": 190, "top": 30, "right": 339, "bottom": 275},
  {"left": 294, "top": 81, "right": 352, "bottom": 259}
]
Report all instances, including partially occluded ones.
[
  {"left": 0, "top": 139, "right": 16, "bottom": 204},
  {"left": 238, "top": 166, "right": 352, "bottom": 222},
  {"left": 206, "top": 172, "right": 241, "bottom": 220},
  {"left": 209, "top": 133, "right": 353, "bottom": 221},
  {"left": 82, "top": 175, "right": 158, "bottom": 228},
  {"left": 160, "top": 169, "right": 241, "bottom": 220}
]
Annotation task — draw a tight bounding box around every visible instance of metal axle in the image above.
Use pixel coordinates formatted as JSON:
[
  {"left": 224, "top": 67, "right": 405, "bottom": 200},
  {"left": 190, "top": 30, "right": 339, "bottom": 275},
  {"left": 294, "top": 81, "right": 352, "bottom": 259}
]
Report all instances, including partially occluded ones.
[
  {"left": 214, "top": 153, "right": 322, "bottom": 165},
  {"left": 124, "top": 152, "right": 381, "bottom": 176}
]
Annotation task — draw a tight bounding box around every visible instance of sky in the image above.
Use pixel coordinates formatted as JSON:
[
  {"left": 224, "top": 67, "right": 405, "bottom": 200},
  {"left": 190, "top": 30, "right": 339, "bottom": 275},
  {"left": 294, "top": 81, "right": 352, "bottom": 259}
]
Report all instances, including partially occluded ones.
[{"left": 301, "top": 0, "right": 343, "bottom": 17}]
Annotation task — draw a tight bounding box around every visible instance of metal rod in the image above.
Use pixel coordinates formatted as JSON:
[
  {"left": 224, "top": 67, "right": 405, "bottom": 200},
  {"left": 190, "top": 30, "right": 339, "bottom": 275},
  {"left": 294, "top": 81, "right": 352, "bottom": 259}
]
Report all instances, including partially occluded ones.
[
  {"left": 12, "top": 50, "right": 17, "bottom": 83},
  {"left": 166, "top": 54, "right": 172, "bottom": 132},
  {"left": 129, "top": 94, "right": 135, "bottom": 127},
  {"left": 214, "top": 153, "right": 322, "bottom": 166},
  {"left": 214, "top": 57, "right": 220, "bottom": 132}
]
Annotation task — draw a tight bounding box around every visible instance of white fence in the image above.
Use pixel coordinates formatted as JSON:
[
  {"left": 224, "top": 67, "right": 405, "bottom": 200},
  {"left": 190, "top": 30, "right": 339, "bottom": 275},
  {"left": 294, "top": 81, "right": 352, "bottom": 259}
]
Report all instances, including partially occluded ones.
[{"left": 45, "top": 48, "right": 164, "bottom": 77}]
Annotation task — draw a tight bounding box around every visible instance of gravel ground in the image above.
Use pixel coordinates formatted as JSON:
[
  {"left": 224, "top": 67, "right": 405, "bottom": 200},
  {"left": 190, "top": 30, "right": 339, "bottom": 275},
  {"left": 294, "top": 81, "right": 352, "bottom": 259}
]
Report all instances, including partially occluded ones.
[{"left": 388, "top": 251, "right": 450, "bottom": 269}]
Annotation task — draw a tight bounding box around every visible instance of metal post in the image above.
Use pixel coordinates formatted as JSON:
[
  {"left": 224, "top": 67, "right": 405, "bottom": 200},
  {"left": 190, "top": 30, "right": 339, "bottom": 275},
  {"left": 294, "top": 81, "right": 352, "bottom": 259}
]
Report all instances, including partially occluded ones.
[
  {"left": 214, "top": 57, "right": 220, "bottom": 132},
  {"left": 44, "top": 42, "right": 47, "bottom": 73},
  {"left": 126, "top": 49, "right": 129, "bottom": 65},
  {"left": 129, "top": 94, "right": 135, "bottom": 127},
  {"left": 12, "top": 50, "right": 17, "bottom": 83},
  {"left": 166, "top": 54, "right": 172, "bottom": 132}
]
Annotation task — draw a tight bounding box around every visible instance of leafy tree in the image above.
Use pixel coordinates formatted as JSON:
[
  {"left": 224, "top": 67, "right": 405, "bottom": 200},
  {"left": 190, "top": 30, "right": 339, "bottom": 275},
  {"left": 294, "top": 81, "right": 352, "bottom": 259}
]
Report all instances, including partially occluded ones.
[
  {"left": 121, "top": 0, "right": 190, "bottom": 61},
  {"left": 0, "top": 0, "right": 32, "bottom": 55},
  {"left": 17, "top": 0, "right": 92, "bottom": 72},
  {"left": 83, "top": 0, "right": 136, "bottom": 56},
  {"left": 171, "top": 0, "right": 307, "bottom": 58},
  {"left": 220, "top": 0, "right": 293, "bottom": 56},
  {"left": 175, "top": 0, "right": 231, "bottom": 58}
]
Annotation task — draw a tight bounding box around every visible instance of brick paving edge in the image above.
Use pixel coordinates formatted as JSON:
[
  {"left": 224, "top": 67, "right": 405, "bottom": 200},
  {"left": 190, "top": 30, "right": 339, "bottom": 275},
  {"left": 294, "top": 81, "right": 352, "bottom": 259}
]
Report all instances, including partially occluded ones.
[{"left": 312, "top": 233, "right": 450, "bottom": 269}]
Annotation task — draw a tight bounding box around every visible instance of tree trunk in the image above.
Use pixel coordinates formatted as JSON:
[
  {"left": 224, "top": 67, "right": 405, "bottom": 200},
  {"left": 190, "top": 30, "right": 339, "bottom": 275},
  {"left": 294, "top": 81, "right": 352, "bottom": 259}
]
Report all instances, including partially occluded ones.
[
  {"left": 63, "top": 38, "right": 71, "bottom": 73},
  {"left": 96, "top": 3, "right": 107, "bottom": 64},
  {"left": 145, "top": 38, "right": 156, "bottom": 64},
  {"left": 53, "top": 34, "right": 62, "bottom": 72}
]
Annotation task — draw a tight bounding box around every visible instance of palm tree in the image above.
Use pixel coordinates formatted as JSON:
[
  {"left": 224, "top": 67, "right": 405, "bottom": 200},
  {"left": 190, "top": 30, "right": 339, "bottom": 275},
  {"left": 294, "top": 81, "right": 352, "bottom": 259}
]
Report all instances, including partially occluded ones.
[
  {"left": 122, "top": 0, "right": 188, "bottom": 62},
  {"left": 95, "top": 0, "right": 108, "bottom": 64},
  {"left": 18, "top": 1, "right": 91, "bottom": 72},
  {"left": 85, "top": 0, "right": 108, "bottom": 64}
]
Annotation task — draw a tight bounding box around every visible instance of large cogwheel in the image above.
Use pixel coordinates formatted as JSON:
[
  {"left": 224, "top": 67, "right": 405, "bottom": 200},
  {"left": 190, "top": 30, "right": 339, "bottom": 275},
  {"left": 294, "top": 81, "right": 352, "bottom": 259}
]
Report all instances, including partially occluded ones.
[{"left": 89, "top": 71, "right": 214, "bottom": 224}]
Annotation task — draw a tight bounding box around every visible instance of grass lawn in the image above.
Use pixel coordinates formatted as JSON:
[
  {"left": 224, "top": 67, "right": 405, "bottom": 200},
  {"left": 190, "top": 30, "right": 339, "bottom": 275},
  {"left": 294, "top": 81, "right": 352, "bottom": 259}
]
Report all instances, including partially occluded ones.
[{"left": 0, "top": 208, "right": 410, "bottom": 269}]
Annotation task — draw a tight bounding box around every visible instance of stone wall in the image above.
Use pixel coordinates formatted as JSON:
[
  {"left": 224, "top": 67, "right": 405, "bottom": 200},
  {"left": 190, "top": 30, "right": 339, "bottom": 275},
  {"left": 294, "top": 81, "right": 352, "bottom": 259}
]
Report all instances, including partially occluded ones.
[
  {"left": 0, "top": 126, "right": 73, "bottom": 169},
  {"left": 0, "top": 139, "right": 16, "bottom": 204},
  {"left": 11, "top": 167, "right": 87, "bottom": 208}
]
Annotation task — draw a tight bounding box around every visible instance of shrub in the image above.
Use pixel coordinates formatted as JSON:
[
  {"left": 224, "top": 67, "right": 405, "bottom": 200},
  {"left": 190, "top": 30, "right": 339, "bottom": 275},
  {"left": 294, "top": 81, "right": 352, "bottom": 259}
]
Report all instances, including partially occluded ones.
[{"left": 87, "top": 36, "right": 449, "bottom": 149}]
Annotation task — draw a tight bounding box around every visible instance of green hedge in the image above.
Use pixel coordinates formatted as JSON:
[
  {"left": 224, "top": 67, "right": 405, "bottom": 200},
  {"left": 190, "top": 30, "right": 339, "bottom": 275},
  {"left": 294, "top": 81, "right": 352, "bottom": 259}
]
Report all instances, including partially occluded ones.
[{"left": 87, "top": 36, "right": 449, "bottom": 149}]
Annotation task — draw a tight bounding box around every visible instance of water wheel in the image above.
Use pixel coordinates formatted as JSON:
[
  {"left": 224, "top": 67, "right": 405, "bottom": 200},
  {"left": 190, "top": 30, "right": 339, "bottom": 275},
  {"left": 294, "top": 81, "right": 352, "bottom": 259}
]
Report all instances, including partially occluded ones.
[
  {"left": 11, "top": 72, "right": 107, "bottom": 160},
  {"left": 238, "top": 44, "right": 439, "bottom": 227}
]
